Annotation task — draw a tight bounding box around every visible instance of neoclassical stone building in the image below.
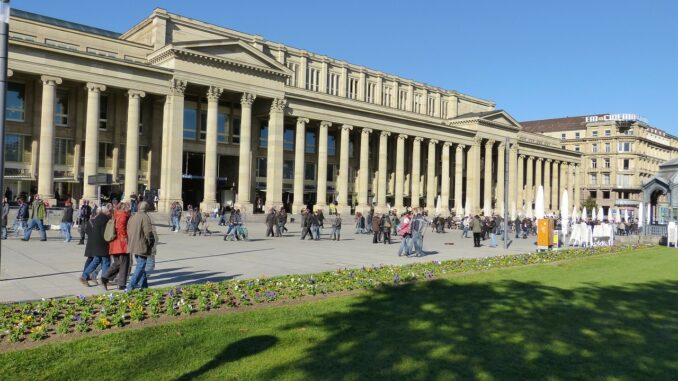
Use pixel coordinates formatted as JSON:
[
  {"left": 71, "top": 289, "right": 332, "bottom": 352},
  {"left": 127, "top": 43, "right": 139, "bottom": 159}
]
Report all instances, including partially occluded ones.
[{"left": 4, "top": 8, "right": 581, "bottom": 215}]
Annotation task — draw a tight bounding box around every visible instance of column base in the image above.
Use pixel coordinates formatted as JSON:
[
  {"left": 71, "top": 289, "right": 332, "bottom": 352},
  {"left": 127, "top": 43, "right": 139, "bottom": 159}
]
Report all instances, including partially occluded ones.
[
  {"left": 440, "top": 206, "right": 450, "bottom": 217},
  {"left": 425, "top": 207, "right": 436, "bottom": 216},
  {"left": 312, "top": 203, "right": 328, "bottom": 213},
  {"left": 354, "top": 204, "right": 371, "bottom": 215},
  {"left": 290, "top": 203, "right": 306, "bottom": 215},
  {"left": 336, "top": 204, "right": 351, "bottom": 216},
  {"left": 234, "top": 202, "right": 253, "bottom": 216},
  {"left": 374, "top": 204, "right": 389, "bottom": 214},
  {"left": 264, "top": 201, "right": 284, "bottom": 212},
  {"left": 199, "top": 201, "right": 220, "bottom": 213},
  {"left": 159, "top": 198, "right": 182, "bottom": 213}
]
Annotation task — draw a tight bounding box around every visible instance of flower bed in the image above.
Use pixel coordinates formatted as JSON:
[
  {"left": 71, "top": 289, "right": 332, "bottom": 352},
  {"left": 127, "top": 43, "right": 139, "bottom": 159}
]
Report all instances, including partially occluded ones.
[{"left": 0, "top": 244, "right": 650, "bottom": 343}]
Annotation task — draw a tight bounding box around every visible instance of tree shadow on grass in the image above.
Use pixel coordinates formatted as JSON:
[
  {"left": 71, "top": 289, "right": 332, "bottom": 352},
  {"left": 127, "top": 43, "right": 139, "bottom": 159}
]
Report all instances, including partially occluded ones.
[
  {"left": 264, "top": 279, "right": 678, "bottom": 380},
  {"left": 173, "top": 335, "right": 278, "bottom": 381}
]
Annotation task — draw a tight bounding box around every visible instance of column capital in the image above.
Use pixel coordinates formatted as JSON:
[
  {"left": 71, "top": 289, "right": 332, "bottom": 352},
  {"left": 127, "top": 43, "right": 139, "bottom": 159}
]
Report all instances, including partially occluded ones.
[
  {"left": 443, "top": 141, "right": 453, "bottom": 148},
  {"left": 169, "top": 78, "right": 187, "bottom": 96},
  {"left": 85, "top": 82, "right": 106, "bottom": 93},
  {"left": 546, "top": 158, "right": 553, "bottom": 163},
  {"left": 206, "top": 86, "right": 224, "bottom": 101},
  {"left": 484, "top": 139, "right": 494, "bottom": 149},
  {"left": 7, "top": 69, "right": 13, "bottom": 77},
  {"left": 296, "top": 117, "right": 309, "bottom": 126},
  {"left": 536, "top": 157, "right": 544, "bottom": 163},
  {"left": 127, "top": 89, "right": 146, "bottom": 99},
  {"left": 526, "top": 156, "right": 534, "bottom": 162},
  {"left": 380, "top": 131, "right": 391, "bottom": 138},
  {"left": 473, "top": 136, "right": 483, "bottom": 145},
  {"left": 319, "top": 120, "right": 332, "bottom": 129},
  {"left": 510, "top": 143, "right": 519, "bottom": 152},
  {"left": 241, "top": 92, "right": 256, "bottom": 106},
  {"left": 398, "top": 133, "right": 408, "bottom": 140},
  {"left": 40, "top": 75, "right": 62, "bottom": 86},
  {"left": 429, "top": 139, "right": 439, "bottom": 145},
  {"left": 413, "top": 136, "right": 424, "bottom": 143},
  {"left": 519, "top": 154, "right": 526, "bottom": 159},
  {"left": 361, "top": 127, "right": 373, "bottom": 135},
  {"left": 497, "top": 141, "right": 506, "bottom": 150},
  {"left": 270, "top": 98, "right": 287, "bottom": 113},
  {"left": 341, "top": 124, "right": 354, "bottom": 132},
  {"left": 456, "top": 144, "right": 466, "bottom": 151}
]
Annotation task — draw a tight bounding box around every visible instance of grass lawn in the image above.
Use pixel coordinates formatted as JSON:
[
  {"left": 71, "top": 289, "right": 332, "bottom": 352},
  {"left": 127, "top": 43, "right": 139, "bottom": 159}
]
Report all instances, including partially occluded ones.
[{"left": 1, "top": 246, "right": 677, "bottom": 380}]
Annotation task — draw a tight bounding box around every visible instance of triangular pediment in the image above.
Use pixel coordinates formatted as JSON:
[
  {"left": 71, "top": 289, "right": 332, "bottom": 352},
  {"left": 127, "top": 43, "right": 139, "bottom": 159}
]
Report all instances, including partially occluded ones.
[
  {"left": 152, "top": 38, "right": 291, "bottom": 77},
  {"left": 480, "top": 110, "right": 522, "bottom": 129}
]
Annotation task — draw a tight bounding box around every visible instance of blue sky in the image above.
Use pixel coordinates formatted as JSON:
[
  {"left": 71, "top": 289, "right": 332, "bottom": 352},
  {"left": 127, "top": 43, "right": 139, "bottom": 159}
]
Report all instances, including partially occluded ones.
[{"left": 14, "top": 0, "right": 678, "bottom": 134}]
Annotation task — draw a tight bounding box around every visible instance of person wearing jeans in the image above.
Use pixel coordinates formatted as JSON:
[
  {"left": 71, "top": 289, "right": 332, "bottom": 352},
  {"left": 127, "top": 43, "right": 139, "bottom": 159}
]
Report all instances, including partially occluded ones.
[
  {"left": 22, "top": 194, "right": 47, "bottom": 242},
  {"left": 61, "top": 200, "right": 74, "bottom": 242},
  {"left": 1, "top": 198, "right": 8, "bottom": 240},
  {"left": 126, "top": 201, "right": 156, "bottom": 290},
  {"left": 128, "top": 255, "right": 149, "bottom": 290},
  {"left": 80, "top": 205, "right": 112, "bottom": 286}
]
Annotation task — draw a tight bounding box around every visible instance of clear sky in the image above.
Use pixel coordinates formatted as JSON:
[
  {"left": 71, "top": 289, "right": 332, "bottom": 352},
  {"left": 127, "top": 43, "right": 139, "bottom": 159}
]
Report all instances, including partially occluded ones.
[{"left": 13, "top": 0, "right": 678, "bottom": 134}]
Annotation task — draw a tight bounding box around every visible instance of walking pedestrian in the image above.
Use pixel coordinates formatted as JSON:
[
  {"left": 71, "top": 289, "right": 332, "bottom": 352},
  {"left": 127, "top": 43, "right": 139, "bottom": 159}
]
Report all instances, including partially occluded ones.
[
  {"left": 1, "top": 197, "right": 8, "bottom": 240},
  {"left": 13, "top": 197, "right": 28, "bottom": 237},
  {"left": 471, "top": 215, "right": 482, "bottom": 247},
  {"left": 489, "top": 216, "right": 498, "bottom": 248},
  {"left": 330, "top": 213, "right": 342, "bottom": 240},
  {"left": 300, "top": 209, "right": 312, "bottom": 240},
  {"left": 265, "top": 208, "right": 276, "bottom": 237},
  {"left": 80, "top": 205, "right": 112, "bottom": 286},
  {"left": 372, "top": 214, "right": 381, "bottom": 244},
  {"left": 171, "top": 202, "right": 182, "bottom": 232},
  {"left": 102, "top": 202, "right": 131, "bottom": 290},
  {"left": 397, "top": 211, "right": 413, "bottom": 256},
  {"left": 411, "top": 210, "right": 426, "bottom": 256},
  {"left": 381, "top": 213, "right": 392, "bottom": 244},
  {"left": 78, "top": 200, "right": 92, "bottom": 245},
  {"left": 462, "top": 216, "right": 470, "bottom": 238},
  {"left": 60, "top": 200, "right": 74, "bottom": 242},
  {"left": 127, "top": 201, "right": 157, "bottom": 290},
  {"left": 22, "top": 194, "right": 47, "bottom": 242},
  {"left": 310, "top": 211, "right": 321, "bottom": 240}
]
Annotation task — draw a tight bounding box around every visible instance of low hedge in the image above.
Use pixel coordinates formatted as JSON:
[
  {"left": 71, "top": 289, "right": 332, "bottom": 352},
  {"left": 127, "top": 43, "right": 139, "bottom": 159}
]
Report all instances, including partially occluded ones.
[{"left": 0, "top": 244, "right": 651, "bottom": 344}]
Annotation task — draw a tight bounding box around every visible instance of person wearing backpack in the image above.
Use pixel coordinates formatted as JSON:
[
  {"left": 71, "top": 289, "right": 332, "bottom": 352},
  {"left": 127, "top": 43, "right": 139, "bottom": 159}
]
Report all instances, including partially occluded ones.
[
  {"left": 80, "top": 204, "right": 111, "bottom": 286},
  {"left": 102, "top": 202, "right": 131, "bottom": 290}
]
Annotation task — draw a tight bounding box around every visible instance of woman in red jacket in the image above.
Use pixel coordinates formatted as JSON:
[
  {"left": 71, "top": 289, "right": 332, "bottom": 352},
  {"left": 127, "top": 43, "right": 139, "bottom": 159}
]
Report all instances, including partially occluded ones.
[{"left": 102, "top": 202, "right": 131, "bottom": 290}]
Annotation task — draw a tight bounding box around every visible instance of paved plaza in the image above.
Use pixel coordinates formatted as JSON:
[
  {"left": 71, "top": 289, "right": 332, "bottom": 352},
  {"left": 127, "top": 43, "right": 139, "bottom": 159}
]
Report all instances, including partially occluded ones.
[{"left": 0, "top": 214, "right": 540, "bottom": 303}]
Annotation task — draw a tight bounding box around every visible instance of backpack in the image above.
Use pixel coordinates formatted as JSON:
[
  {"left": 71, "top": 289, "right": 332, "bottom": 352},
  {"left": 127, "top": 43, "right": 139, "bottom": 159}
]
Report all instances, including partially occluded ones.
[{"left": 104, "top": 217, "right": 117, "bottom": 242}]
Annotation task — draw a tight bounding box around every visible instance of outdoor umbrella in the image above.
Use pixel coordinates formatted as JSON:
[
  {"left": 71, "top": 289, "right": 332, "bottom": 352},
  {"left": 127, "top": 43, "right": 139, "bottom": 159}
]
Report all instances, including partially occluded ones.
[
  {"left": 624, "top": 209, "right": 629, "bottom": 223},
  {"left": 535, "top": 186, "right": 545, "bottom": 219},
  {"left": 582, "top": 207, "right": 588, "bottom": 221},
  {"left": 615, "top": 208, "right": 622, "bottom": 224},
  {"left": 561, "top": 190, "right": 569, "bottom": 236},
  {"left": 435, "top": 195, "right": 441, "bottom": 215},
  {"left": 597, "top": 206, "right": 604, "bottom": 222},
  {"left": 646, "top": 203, "right": 651, "bottom": 225},
  {"left": 638, "top": 203, "right": 644, "bottom": 228},
  {"left": 571, "top": 205, "right": 578, "bottom": 222}
]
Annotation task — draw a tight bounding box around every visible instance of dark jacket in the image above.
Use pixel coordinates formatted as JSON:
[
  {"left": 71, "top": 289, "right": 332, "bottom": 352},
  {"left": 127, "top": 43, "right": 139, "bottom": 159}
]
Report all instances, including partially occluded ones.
[
  {"left": 84, "top": 213, "right": 111, "bottom": 257},
  {"left": 265, "top": 212, "right": 276, "bottom": 227},
  {"left": 1, "top": 203, "right": 8, "bottom": 227},
  {"left": 372, "top": 215, "right": 381, "bottom": 232},
  {"left": 79, "top": 205, "right": 92, "bottom": 223},
  {"left": 62, "top": 207, "right": 74, "bottom": 223},
  {"left": 17, "top": 203, "right": 28, "bottom": 220}
]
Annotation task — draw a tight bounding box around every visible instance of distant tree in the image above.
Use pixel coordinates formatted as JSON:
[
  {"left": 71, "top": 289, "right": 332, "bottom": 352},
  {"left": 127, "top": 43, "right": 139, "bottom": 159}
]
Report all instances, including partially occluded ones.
[{"left": 581, "top": 197, "right": 597, "bottom": 210}]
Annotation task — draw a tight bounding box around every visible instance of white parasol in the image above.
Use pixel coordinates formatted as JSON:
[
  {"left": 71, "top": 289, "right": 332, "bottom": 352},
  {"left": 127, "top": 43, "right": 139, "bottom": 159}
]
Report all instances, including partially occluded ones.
[
  {"left": 582, "top": 207, "right": 588, "bottom": 221},
  {"left": 597, "top": 206, "right": 604, "bottom": 222},
  {"left": 561, "top": 190, "right": 569, "bottom": 236},
  {"left": 624, "top": 209, "right": 629, "bottom": 223},
  {"left": 615, "top": 208, "right": 622, "bottom": 224},
  {"left": 435, "top": 195, "right": 441, "bottom": 215},
  {"left": 535, "top": 186, "right": 545, "bottom": 219},
  {"left": 572, "top": 205, "right": 578, "bottom": 221}
]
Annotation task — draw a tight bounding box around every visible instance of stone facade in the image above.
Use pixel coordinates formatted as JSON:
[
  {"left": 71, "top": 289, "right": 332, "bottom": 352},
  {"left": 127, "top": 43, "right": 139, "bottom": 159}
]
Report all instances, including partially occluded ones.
[{"left": 3, "top": 8, "right": 580, "bottom": 215}]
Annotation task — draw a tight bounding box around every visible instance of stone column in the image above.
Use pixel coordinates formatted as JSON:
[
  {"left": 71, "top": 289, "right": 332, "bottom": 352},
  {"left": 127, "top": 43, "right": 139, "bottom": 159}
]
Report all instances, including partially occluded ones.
[
  {"left": 467, "top": 137, "right": 482, "bottom": 215},
  {"left": 508, "top": 144, "right": 518, "bottom": 217},
  {"left": 82, "top": 82, "right": 107, "bottom": 201},
  {"left": 356, "top": 128, "right": 372, "bottom": 215},
  {"left": 124, "top": 90, "right": 146, "bottom": 202},
  {"left": 200, "top": 86, "right": 223, "bottom": 211},
  {"left": 552, "top": 161, "right": 560, "bottom": 211},
  {"left": 376, "top": 131, "right": 390, "bottom": 213},
  {"left": 37, "top": 76, "right": 62, "bottom": 200},
  {"left": 235, "top": 93, "right": 256, "bottom": 214},
  {"left": 410, "top": 137, "right": 423, "bottom": 208},
  {"left": 496, "top": 142, "right": 505, "bottom": 216},
  {"left": 440, "top": 142, "right": 451, "bottom": 216},
  {"left": 544, "top": 159, "right": 552, "bottom": 212},
  {"left": 426, "top": 139, "right": 438, "bottom": 214},
  {"left": 159, "top": 78, "right": 187, "bottom": 212},
  {"left": 337, "top": 124, "right": 353, "bottom": 215},
  {"left": 560, "top": 162, "right": 568, "bottom": 210},
  {"left": 526, "top": 156, "right": 534, "bottom": 217},
  {"left": 265, "top": 98, "right": 286, "bottom": 210},
  {"left": 574, "top": 164, "right": 581, "bottom": 209},
  {"left": 291, "top": 117, "right": 308, "bottom": 214},
  {"left": 454, "top": 144, "right": 465, "bottom": 216},
  {"left": 483, "top": 140, "right": 494, "bottom": 215},
  {"left": 535, "top": 158, "right": 543, "bottom": 202},
  {"left": 394, "top": 133, "right": 408, "bottom": 211},
  {"left": 517, "top": 154, "right": 525, "bottom": 214},
  {"left": 314, "top": 121, "right": 331, "bottom": 211}
]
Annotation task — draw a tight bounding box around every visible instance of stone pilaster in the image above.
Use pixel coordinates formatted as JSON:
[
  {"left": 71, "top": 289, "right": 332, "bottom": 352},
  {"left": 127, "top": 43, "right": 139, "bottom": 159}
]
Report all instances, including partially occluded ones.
[
  {"left": 37, "top": 75, "right": 62, "bottom": 201},
  {"left": 467, "top": 137, "right": 482, "bottom": 215},
  {"left": 159, "top": 78, "right": 186, "bottom": 212},
  {"left": 440, "top": 142, "right": 451, "bottom": 216},
  {"left": 82, "top": 82, "right": 106, "bottom": 201},
  {"left": 496, "top": 142, "right": 505, "bottom": 216},
  {"left": 336, "top": 124, "right": 353, "bottom": 215},
  {"left": 376, "top": 131, "right": 390, "bottom": 213},
  {"left": 526, "top": 156, "right": 534, "bottom": 217},
  {"left": 235, "top": 92, "right": 256, "bottom": 214},
  {"left": 291, "top": 117, "right": 308, "bottom": 214},
  {"left": 483, "top": 140, "right": 494, "bottom": 215},
  {"left": 124, "top": 90, "right": 146, "bottom": 202},
  {"left": 517, "top": 154, "right": 525, "bottom": 214},
  {"left": 426, "top": 139, "right": 438, "bottom": 215},
  {"left": 394, "top": 133, "right": 407, "bottom": 212},
  {"left": 314, "top": 121, "right": 331, "bottom": 211},
  {"left": 545, "top": 159, "right": 552, "bottom": 212},
  {"left": 200, "top": 86, "right": 223, "bottom": 211},
  {"left": 454, "top": 144, "right": 465, "bottom": 216},
  {"left": 356, "top": 128, "right": 372, "bottom": 215},
  {"left": 508, "top": 144, "right": 518, "bottom": 217},
  {"left": 411, "top": 137, "right": 423, "bottom": 208},
  {"left": 265, "top": 98, "right": 286, "bottom": 211}
]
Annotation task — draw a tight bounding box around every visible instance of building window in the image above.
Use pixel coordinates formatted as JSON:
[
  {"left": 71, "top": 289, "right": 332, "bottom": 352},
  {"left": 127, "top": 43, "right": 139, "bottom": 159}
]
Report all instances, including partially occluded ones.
[
  {"left": 327, "top": 164, "right": 336, "bottom": 182},
  {"left": 307, "top": 67, "right": 320, "bottom": 91},
  {"left": 98, "top": 142, "right": 113, "bottom": 168},
  {"left": 592, "top": 143, "right": 598, "bottom": 153},
  {"left": 139, "top": 146, "right": 149, "bottom": 171},
  {"left": 259, "top": 124, "right": 268, "bottom": 148},
  {"left": 622, "top": 159, "right": 630, "bottom": 170},
  {"left": 231, "top": 117, "right": 241, "bottom": 144},
  {"left": 183, "top": 104, "right": 198, "bottom": 140},
  {"left": 304, "top": 162, "right": 315, "bottom": 180},
  {"left": 119, "top": 143, "right": 126, "bottom": 169},
  {"left": 54, "top": 138, "right": 73, "bottom": 165},
  {"left": 286, "top": 62, "right": 299, "bottom": 87},
  {"left": 591, "top": 130, "right": 598, "bottom": 137},
  {"left": 217, "top": 113, "right": 227, "bottom": 143},
  {"left": 575, "top": 132, "right": 580, "bottom": 139},
  {"left": 398, "top": 89, "right": 407, "bottom": 110},
  {"left": 256, "top": 157, "right": 267, "bottom": 178},
  {"left": 602, "top": 173, "right": 610, "bottom": 185},
  {"left": 4, "top": 134, "right": 24, "bottom": 162},
  {"left": 441, "top": 100, "right": 448, "bottom": 119},
  {"left": 366, "top": 82, "right": 376, "bottom": 103},
  {"left": 327, "top": 134, "right": 336, "bottom": 156},
  {"left": 413, "top": 93, "right": 422, "bottom": 113},
  {"left": 6, "top": 82, "right": 25, "bottom": 122},
  {"left": 305, "top": 130, "right": 316, "bottom": 154},
  {"left": 591, "top": 159, "right": 597, "bottom": 169},
  {"left": 617, "top": 174, "right": 632, "bottom": 187},
  {"left": 604, "top": 142, "right": 611, "bottom": 153},
  {"left": 618, "top": 142, "right": 632, "bottom": 152},
  {"left": 283, "top": 160, "right": 294, "bottom": 180},
  {"left": 284, "top": 128, "right": 294, "bottom": 151},
  {"left": 602, "top": 191, "right": 610, "bottom": 199},
  {"left": 427, "top": 97, "right": 435, "bottom": 116},
  {"left": 382, "top": 86, "right": 392, "bottom": 107},
  {"left": 348, "top": 77, "right": 359, "bottom": 100},
  {"left": 590, "top": 191, "right": 597, "bottom": 198},
  {"left": 605, "top": 129, "right": 611, "bottom": 137},
  {"left": 55, "top": 91, "right": 69, "bottom": 127},
  {"left": 604, "top": 158, "right": 610, "bottom": 168},
  {"left": 575, "top": 145, "right": 580, "bottom": 152},
  {"left": 590, "top": 174, "right": 597, "bottom": 185},
  {"left": 329, "top": 73, "right": 340, "bottom": 96},
  {"left": 98, "top": 95, "right": 108, "bottom": 130},
  {"left": 561, "top": 133, "right": 566, "bottom": 140}
]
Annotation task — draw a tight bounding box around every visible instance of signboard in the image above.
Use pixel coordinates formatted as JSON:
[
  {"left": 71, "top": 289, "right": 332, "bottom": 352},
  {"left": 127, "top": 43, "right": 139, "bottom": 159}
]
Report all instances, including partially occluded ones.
[
  {"left": 584, "top": 114, "right": 648, "bottom": 124},
  {"left": 87, "top": 173, "right": 113, "bottom": 185}
]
